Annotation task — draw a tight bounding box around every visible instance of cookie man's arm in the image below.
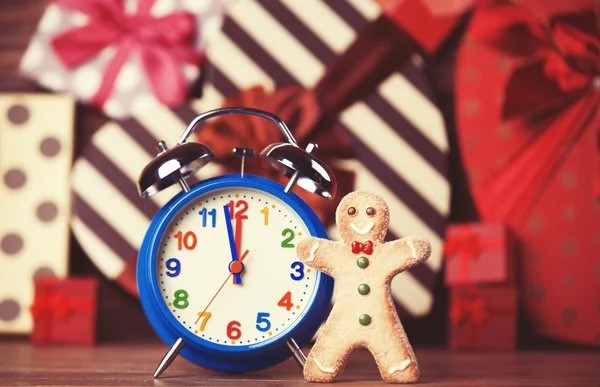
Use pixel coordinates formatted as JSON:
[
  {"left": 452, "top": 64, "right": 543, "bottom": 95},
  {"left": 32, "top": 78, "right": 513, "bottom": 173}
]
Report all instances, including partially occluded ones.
[
  {"left": 382, "top": 237, "right": 431, "bottom": 275},
  {"left": 296, "top": 238, "right": 342, "bottom": 278}
]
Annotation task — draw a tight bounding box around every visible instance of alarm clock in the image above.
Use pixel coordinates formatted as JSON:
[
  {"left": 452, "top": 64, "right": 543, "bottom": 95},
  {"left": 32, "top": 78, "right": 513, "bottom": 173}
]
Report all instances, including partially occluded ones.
[{"left": 136, "top": 107, "right": 337, "bottom": 377}]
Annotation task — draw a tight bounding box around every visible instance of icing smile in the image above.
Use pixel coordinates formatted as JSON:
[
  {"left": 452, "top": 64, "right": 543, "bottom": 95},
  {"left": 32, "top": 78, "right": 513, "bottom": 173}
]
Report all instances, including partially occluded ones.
[{"left": 350, "top": 221, "right": 374, "bottom": 235}]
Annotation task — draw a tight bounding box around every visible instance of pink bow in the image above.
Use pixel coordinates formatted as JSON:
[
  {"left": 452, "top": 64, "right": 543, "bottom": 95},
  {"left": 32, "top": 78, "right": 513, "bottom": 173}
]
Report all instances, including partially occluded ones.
[{"left": 51, "top": 0, "right": 203, "bottom": 109}]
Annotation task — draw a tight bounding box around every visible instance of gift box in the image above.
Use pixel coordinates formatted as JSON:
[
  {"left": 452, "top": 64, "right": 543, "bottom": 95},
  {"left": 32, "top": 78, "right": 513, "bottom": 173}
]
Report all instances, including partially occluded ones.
[
  {"left": 30, "top": 277, "right": 98, "bottom": 345},
  {"left": 375, "top": 0, "right": 478, "bottom": 53},
  {"left": 19, "top": 0, "right": 226, "bottom": 119},
  {"left": 449, "top": 285, "right": 517, "bottom": 351},
  {"left": 70, "top": 97, "right": 225, "bottom": 296},
  {"left": 455, "top": 0, "right": 600, "bottom": 346},
  {"left": 194, "top": 0, "right": 453, "bottom": 320},
  {"left": 0, "top": 93, "right": 74, "bottom": 334},
  {"left": 68, "top": 0, "right": 452, "bottom": 320},
  {"left": 444, "top": 223, "right": 516, "bottom": 286}
]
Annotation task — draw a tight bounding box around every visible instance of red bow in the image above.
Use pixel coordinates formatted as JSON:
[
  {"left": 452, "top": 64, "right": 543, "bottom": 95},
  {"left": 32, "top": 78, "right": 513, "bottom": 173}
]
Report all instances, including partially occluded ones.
[
  {"left": 351, "top": 240, "right": 373, "bottom": 255},
  {"left": 444, "top": 226, "right": 505, "bottom": 283},
  {"left": 196, "top": 86, "right": 356, "bottom": 226},
  {"left": 30, "top": 287, "right": 93, "bottom": 320},
  {"left": 450, "top": 293, "right": 491, "bottom": 327},
  {"left": 51, "top": 0, "right": 203, "bottom": 109},
  {"left": 30, "top": 279, "right": 94, "bottom": 342},
  {"left": 473, "top": 0, "right": 600, "bottom": 221},
  {"left": 443, "top": 233, "right": 482, "bottom": 258}
]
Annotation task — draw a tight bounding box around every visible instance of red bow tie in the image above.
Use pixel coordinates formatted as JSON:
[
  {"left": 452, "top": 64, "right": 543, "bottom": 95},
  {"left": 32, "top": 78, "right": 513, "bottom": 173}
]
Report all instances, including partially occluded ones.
[{"left": 351, "top": 240, "right": 373, "bottom": 255}]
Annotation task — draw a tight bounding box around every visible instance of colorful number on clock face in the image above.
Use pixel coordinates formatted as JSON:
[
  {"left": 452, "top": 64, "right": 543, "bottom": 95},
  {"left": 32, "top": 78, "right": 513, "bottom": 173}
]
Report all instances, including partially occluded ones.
[{"left": 156, "top": 187, "right": 318, "bottom": 346}]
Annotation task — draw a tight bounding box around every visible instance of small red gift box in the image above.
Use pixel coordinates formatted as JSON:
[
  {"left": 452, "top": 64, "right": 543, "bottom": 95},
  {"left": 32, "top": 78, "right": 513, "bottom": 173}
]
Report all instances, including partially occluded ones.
[
  {"left": 30, "top": 277, "right": 98, "bottom": 345},
  {"left": 449, "top": 285, "right": 517, "bottom": 351},
  {"left": 444, "top": 223, "right": 516, "bottom": 286}
]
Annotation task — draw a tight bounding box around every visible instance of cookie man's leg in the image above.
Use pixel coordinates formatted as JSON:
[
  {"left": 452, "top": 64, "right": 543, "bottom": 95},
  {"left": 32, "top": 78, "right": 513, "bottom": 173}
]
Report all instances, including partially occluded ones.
[
  {"left": 304, "top": 327, "right": 356, "bottom": 382},
  {"left": 368, "top": 323, "right": 419, "bottom": 383}
]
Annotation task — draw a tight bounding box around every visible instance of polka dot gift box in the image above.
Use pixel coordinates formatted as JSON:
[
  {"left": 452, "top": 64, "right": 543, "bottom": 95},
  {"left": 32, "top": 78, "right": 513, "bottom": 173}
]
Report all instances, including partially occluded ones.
[
  {"left": 0, "top": 93, "right": 75, "bottom": 334},
  {"left": 19, "top": 0, "right": 226, "bottom": 119},
  {"left": 455, "top": 0, "right": 600, "bottom": 345}
]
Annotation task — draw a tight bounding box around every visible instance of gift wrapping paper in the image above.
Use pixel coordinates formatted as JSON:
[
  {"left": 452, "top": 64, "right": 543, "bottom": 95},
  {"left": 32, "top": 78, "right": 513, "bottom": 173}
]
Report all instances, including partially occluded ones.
[
  {"left": 0, "top": 94, "right": 74, "bottom": 334},
  {"left": 19, "top": 0, "right": 226, "bottom": 119},
  {"left": 455, "top": 0, "right": 600, "bottom": 345},
  {"left": 70, "top": 99, "right": 224, "bottom": 295}
]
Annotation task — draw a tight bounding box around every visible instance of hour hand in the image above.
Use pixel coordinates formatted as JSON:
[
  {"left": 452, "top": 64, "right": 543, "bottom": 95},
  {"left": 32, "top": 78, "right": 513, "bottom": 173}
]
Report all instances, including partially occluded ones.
[{"left": 223, "top": 205, "right": 244, "bottom": 284}]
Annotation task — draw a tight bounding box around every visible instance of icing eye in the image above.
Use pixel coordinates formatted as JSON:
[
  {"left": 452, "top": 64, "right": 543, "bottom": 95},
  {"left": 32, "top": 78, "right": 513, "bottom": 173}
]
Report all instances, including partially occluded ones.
[
  {"left": 347, "top": 206, "right": 356, "bottom": 216},
  {"left": 366, "top": 207, "right": 376, "bottom": 216}
]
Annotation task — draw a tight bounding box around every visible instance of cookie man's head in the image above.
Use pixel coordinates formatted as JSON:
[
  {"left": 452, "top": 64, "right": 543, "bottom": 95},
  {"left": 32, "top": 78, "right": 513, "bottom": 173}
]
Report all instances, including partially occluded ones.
[{"left": 335, "top": 191, "right": 390, "bottom": 244}]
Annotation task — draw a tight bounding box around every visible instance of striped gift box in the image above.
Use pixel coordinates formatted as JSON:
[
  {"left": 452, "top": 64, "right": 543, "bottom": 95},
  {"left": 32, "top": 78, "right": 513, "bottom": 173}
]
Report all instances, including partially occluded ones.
[
  {"left": 71, "top": 0, "right": 450, "bottom": 319},
  {"left": 71, "top": 104, "right": 223, "bottom": 295}
]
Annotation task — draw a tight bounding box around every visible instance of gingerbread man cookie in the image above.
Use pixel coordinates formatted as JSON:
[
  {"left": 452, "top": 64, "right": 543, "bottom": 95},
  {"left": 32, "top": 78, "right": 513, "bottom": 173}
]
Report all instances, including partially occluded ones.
[{"left": 297, "top": 192, "right": 431, "bottom": 383}]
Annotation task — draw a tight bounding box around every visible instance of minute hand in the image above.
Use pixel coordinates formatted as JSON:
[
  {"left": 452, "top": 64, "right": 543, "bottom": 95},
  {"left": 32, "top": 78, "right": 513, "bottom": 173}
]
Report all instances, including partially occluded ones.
[{"left": 223, "top": 204, "right": 242, "bottom": 285}]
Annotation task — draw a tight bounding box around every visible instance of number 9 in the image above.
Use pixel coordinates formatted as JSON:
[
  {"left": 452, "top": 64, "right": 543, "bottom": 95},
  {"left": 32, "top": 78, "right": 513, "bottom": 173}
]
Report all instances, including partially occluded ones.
[{"left": 166, "top": 258, "right": 181, "bottom": 277}]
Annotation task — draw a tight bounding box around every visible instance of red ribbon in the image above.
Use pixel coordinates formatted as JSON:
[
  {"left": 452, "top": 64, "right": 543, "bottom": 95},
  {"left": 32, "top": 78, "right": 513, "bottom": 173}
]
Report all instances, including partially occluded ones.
[
  {"left": 30, "top": 279, "right": 94, "bottom": 342},
  {"left": 196, "top": 86, "right": 356, "bottom": 226},
  {"left": 450, "top": 290, "right": 492, "bottom": 349},
  {"left": 473, "top": 1, "right": 600, "bottom": 222},
  {"left": 450, "top": 288, "right": 515, "bottom": 350},
  {"left": 51, "top": 0, "right": 203, "bottom": 109},
  {"left": 444, "top": 227, "right": 503, "bottom": 283},
  {"left": 351, "top": 240, "right": 373, "bottom": 255},
  {"left": 450, "top": 293, "right": 491, "bottom": 327}
]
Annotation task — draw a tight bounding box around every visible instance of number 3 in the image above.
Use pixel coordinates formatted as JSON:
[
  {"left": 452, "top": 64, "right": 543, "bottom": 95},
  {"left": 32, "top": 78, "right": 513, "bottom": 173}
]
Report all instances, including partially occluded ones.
[{"left": 290, "top": 261, "right": 304, "bottom": 280}]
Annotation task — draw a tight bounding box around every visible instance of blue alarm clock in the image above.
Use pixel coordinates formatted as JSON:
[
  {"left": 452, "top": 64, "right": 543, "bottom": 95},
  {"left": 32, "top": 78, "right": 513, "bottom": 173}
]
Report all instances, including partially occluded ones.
[{"left": 136, "top": 107, "right": 337, "bottom": 377}]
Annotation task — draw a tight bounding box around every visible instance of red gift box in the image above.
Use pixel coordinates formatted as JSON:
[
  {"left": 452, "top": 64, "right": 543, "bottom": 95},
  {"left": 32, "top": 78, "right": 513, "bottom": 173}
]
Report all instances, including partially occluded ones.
[
  {"left": 30, "top": 277, "right": 98, "bottom": 345},
  {"left": 449, "top": 285, "right": 517, "bottom": 351},
  {"left": 444, "top": 223, "right": 516, "bottom": 286},
  {"left": 455, "top": 0, "right": 600, "bottom": 346}
]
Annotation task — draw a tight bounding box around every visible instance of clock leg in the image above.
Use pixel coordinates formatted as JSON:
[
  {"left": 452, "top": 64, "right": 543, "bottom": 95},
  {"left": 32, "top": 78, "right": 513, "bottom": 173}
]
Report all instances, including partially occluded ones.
[
  {"left": 286, "top": 338, "right": 307, "bottom": 368},
  {"left": 153, "top": 337, "right": 185, "bottom": 378}
]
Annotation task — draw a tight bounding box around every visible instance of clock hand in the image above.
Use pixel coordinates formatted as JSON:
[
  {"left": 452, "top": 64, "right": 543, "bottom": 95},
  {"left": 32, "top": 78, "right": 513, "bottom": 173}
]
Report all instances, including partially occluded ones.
[
  {"left": 195, "top": 249, "right": 249, "bottom": 325},
  {"left": 234, "top": 210, "right": 243, "bottom": 259},
  {"left": 224, "top": 204, "right": 243, "bottom": 284}
]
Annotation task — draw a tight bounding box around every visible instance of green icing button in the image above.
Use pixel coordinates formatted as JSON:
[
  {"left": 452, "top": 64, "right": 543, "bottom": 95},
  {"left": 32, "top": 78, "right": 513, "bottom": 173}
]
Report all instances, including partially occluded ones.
[
  {"left": 357, "top": 256, "right": 369, "bottom": 268},
  {"left": 358, "top": 284, "right": 370, "bottom": 295},
  {"left": 359, "top": 314, "right": 371, "bottom": 326}
]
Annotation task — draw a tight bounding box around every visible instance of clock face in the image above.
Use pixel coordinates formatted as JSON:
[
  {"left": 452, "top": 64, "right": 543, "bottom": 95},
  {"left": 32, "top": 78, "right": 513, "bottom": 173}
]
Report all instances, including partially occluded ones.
[{"left": 155, "top": 187, "right": 319, "bottom": 347}]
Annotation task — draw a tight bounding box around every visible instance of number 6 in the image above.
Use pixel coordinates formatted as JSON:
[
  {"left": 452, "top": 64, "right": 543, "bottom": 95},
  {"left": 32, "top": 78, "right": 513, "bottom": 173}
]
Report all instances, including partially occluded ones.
[{"left": 227, "top": 320, "right": 242, "bottom": 340}]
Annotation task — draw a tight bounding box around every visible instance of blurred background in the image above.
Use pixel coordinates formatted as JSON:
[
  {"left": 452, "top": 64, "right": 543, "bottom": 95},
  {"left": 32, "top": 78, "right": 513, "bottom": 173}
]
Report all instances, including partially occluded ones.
[{"left": 0, "top": 0, "right": 598, "bottom": 351}]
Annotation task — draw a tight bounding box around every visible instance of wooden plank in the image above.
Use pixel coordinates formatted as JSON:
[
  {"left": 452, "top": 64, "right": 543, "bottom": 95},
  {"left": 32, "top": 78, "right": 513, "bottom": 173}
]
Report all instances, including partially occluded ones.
[{"left": 0, "top": 343, "right": 599, "bottom": 386}]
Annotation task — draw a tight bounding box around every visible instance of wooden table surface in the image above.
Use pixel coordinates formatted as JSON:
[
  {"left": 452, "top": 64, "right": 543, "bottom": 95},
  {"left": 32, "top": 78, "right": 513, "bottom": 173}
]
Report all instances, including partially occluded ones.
[{"left": 0, "top": 343, "right": 599, "bottom": 386}]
